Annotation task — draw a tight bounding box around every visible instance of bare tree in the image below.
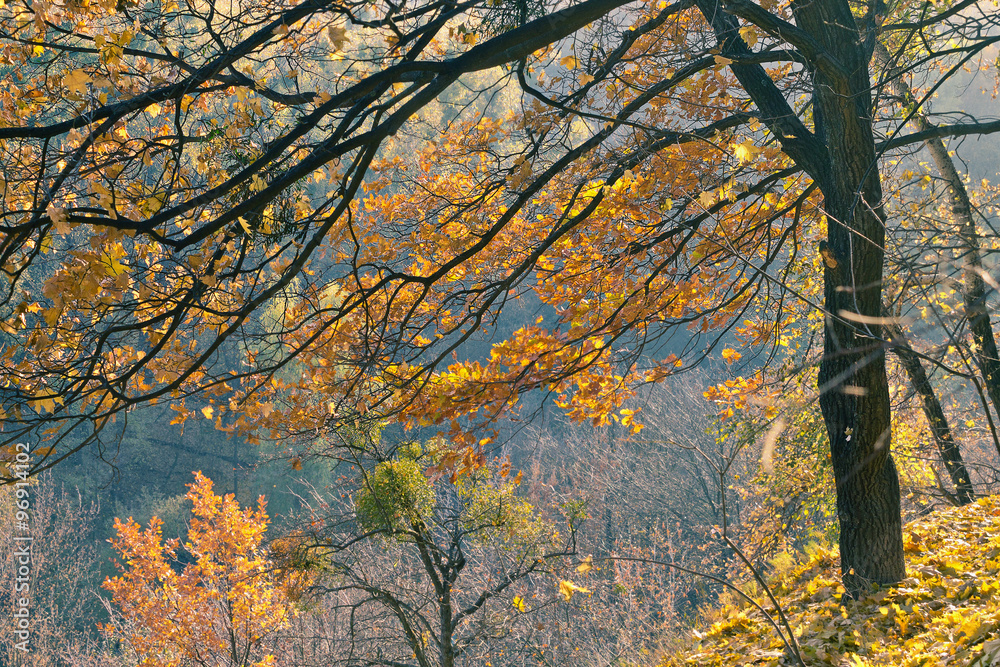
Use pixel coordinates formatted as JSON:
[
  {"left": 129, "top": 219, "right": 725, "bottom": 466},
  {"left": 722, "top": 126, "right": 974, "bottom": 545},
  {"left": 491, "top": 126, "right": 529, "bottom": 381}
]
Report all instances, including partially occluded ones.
[
  {"left": 0, "top": 475, "right": 121, "bottom": 666},
  {"left": 270, "top": 438, "right": 578, "bottom": 667}
]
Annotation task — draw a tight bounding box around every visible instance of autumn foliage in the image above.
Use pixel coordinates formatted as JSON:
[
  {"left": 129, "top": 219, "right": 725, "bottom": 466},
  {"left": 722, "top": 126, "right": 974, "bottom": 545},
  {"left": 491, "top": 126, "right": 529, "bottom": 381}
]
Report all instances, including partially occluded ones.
[
  {"left": 5, "top": 0, "right": 1000, "bottom": 599},
  {"left": 660, "top": 496, "right": 1000, "bottom": 667},
  {"left": 102, "top": 472, "right": 298, "bottom": 667}
]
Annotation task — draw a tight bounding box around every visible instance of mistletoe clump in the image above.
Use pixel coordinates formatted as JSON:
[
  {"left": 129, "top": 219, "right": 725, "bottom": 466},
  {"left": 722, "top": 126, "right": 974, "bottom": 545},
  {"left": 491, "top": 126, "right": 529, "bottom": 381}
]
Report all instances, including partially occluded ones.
[{"left": 355, "top": 458, "right": 435, "bottom": 535}]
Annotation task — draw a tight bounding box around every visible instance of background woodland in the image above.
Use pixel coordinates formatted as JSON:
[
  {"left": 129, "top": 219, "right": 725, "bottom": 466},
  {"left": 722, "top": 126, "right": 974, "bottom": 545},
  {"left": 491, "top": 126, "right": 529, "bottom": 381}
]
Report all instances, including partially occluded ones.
[{"left": 2, "top": 0, "right": 1000, "bottom": 663}]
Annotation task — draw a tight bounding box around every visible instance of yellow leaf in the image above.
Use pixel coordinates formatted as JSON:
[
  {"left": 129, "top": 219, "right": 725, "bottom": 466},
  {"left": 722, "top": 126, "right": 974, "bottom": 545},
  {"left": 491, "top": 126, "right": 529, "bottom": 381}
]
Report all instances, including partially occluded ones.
[
  {"left": 559, "top": 54, "right": 578, "bottom": 69},
  {"left": 47, "top": 205, "right": 71, "bottom": 235},
  {"left": 576, "top": 555, "right": 593, "bottom": 575},
  {"left": 64, "top": 69, "right": 91, "bottom": 96},
  {"left": 732, "top": 139, "right": 759, "bottom": 165},
  {"left": 201, "top": 406, "right": 214, "bottom": 419},
  {"left": 42, "top": 307, "right": 60, "bottom": 326},
  {"left": 32, "top": 396, "right": 56, "bottom": 414},
  {"left": 512, "top": 596, "right": 527, "bottom": 612},
  {"left": 715, "top": 55, "right": 733, "bottom": 66},
  {"left": 327, "top": 25, "right": 349, "bottom": 50},
  {"left": 110, "top": 256, "right": 128, "bottom": 275},
  {"left": 558, "top": 579, "right": 590, "bottom": 602}
]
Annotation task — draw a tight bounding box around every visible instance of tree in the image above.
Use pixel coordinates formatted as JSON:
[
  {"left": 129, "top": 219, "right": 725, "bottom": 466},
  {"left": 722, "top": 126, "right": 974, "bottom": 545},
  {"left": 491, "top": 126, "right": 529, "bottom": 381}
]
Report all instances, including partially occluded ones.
[
  {"left": 876, "top": 40, "right": 1000, "bottom": 446},
  {"left": 272, "top": 439, "right": 578, "bottom": 667},
  {"left": 884, "top": 321, "right": 975, "bottom": 505},
  {"left": 102, "top": 472, "right": 301, "bottom": 667},
  {"left": 4, "top": 0, "right": 1000, "bottom": 595},
  {"left": 0, "top": 474, "right": 118, "bottom": 666}
]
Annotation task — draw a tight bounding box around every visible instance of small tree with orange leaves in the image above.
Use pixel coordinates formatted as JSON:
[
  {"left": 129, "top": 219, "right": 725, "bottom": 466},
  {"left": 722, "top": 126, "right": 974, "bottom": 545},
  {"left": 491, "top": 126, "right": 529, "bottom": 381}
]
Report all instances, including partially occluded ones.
[{"left": 102, "top": 472, "right": 298, "bottom": 667}]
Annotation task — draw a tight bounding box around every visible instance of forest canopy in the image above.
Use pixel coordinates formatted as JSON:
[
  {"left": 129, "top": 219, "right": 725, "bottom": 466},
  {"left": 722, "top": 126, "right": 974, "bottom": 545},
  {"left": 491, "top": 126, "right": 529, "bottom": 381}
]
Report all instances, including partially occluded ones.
[{"left": 2, "top": 0, "right": 1000, "bottom": 595}]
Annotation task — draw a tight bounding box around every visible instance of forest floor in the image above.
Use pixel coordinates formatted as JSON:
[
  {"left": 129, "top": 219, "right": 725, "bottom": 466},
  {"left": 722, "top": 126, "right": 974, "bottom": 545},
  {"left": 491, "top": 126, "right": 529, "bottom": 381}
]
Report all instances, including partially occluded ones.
[{"left": 661, "top": 496, "right": 1000, "bottom": 667}]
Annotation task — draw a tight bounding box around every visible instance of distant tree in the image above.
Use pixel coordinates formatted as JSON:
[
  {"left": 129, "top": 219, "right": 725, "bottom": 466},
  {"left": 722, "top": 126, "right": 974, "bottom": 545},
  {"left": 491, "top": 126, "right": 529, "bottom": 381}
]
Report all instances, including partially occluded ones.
[
  {"left": 0, "top": 475, "right": 116, "bottom": 666},
  {"left": 272, "top": 438, "right": 578, "bottom": 667},
  {"left": 102, "top": 472, "right": 302, "bottom": 667},
  {"left": 524, "top": 376, "right": 739, "bottom": 551},
  {"left": 875, "top": 40, "right": 1000, "bottom": 451}
]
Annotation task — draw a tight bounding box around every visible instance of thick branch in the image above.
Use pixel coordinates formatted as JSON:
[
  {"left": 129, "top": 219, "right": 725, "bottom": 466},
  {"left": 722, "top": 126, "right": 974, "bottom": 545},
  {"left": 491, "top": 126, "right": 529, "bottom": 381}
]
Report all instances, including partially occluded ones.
[{"left": 885, "top": 320, "right": 974, "bottom": 504}]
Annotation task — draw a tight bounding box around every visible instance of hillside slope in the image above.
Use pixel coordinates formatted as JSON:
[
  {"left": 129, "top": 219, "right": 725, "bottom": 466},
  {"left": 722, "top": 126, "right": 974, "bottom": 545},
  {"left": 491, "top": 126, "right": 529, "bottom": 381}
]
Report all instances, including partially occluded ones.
[{"left": 660, "top": 496, "right": 1000, "bottom": 667}]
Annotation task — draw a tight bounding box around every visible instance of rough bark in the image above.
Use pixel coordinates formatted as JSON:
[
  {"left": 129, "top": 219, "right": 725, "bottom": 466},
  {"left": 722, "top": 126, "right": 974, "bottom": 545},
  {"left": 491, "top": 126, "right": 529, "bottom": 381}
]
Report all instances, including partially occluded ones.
[
  {"left": 792, "top": 0, "right": 905, "bottom": 596},
  {"left": 884, "top": 321, "right": 975, "bottom": 505},
  {"left": 875, "top": 43, "right": 1000, "bottom": 459},
  {"left": 698, "top": 0, "right": 906, "bottom": 598}
]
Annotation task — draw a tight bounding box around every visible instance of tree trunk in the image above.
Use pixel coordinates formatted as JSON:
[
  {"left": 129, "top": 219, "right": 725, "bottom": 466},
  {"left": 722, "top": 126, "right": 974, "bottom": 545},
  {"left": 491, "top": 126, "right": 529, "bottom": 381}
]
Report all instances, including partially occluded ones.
[
  {"left": 794, "top": 0, "right": 905, "bottom": 596},
  {"left": 875, "top": 44, "right": 1000, "bottom": 459},
  {"left": 885, "top": 321, "right": 975, "bottom": 504},
  {"left": 696, "top": 0, "right": 906, "bottom": 597}
]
